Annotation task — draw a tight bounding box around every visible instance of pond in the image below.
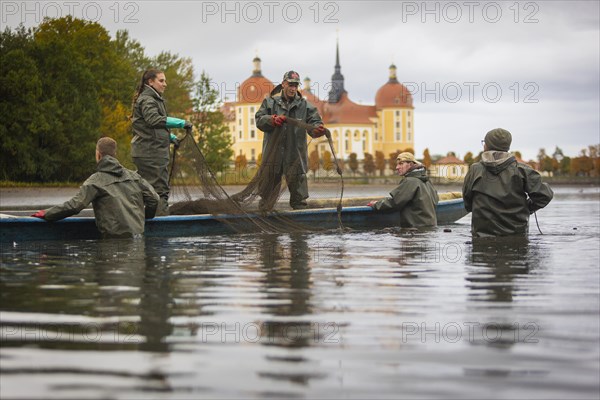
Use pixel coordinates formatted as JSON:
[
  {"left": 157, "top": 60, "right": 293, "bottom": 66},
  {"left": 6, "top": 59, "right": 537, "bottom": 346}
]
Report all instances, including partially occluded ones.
[{"left": 1, "top": 186, "right": 599, "bottom": 399}]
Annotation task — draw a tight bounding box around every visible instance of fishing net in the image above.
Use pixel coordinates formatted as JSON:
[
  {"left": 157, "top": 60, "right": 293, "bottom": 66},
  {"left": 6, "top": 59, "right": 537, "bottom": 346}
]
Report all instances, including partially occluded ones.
[{"left": 167, "top": 124, "right": 345, "bottom": 234}]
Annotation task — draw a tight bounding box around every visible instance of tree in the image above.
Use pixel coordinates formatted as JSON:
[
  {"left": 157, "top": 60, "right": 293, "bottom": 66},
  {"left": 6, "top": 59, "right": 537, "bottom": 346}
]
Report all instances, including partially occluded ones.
[
  {"left": 463, "top": 151, "right": 474, "bottom": 166},
  {"left": 363, "top": 153, "right": 376, "bottom": 175},
  {"left": 235, "top": 154, "right": 247, "bottom": 170},
  {"left": 389, "top": 151, "right": 400, "bottom": 173},
  {"left": 153, "top": 51, "right": 194, "bottom": 117},
  {"left": 191, "top": 71, "right": 233, "bottom": 172},
  {"left": 322, "top": 150, "right": 334, "bottom": 172},
  {"left": 348, "top": 153, "right": 359, "bottom": 175},
  {"left": 309, "top": 149, "right": 320, "bottom": 179},
  {"left": 375, "top": 151, "right": 386, "bottom": 176},
  {"left": 422, "top": 148, "right": 432, "bottom": 169}
]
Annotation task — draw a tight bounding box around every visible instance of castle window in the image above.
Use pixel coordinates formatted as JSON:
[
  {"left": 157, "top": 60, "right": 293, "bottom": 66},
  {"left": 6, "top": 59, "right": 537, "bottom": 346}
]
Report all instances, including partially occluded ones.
[
  {"left": 239, "top": 130, "right": 242, "bottom": 139},
  {"left": 407, "top": 131, "right": 412, "bottom": 141},
  {"left": 251, "top": 148, "right": 255, "bottom": 161},
  {"left": 250, "top": 130, "right": 255, "bottom": 139},
  {"left": 395, "top": 110, "right": 400, "bottom": 117},
  {"left": 250, "top": 106, "right": 255, "bottom": 113},
  {"left": 396, "top": 122, "right": 400, "bottom": 128},
  {"left": 396, "top": 131, "right": 401, "bottom": 141}
]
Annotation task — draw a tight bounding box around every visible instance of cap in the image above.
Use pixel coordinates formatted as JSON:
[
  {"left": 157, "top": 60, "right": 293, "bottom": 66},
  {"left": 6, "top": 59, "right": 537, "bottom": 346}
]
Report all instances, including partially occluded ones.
[
  {"left": 397, "top": 152, "right": 419, "bottom": 164},
  {"left": 283, "top": 70, "right": 301, "bottom": 83},
  {"left": 484, "top": 128, "right": 512, "bottom": 151}
]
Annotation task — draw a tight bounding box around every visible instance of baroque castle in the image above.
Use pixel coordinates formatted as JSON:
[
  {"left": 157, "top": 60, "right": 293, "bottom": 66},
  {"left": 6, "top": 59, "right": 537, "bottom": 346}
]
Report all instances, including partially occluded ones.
[{"left": 223, "top": 42, "right": 415, "bottom": 163}]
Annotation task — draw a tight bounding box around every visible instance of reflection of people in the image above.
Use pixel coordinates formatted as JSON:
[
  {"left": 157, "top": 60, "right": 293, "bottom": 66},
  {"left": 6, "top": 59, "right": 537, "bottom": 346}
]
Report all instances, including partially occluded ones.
[
  {"left": 130, "top": 69, "right": 193, "bottom": 215},
  {"left": 255, "top": 71, "right": 326, "bottom": 210},
  {"left": 368, "top": 152, "right": 439, "bottom": 228},
  {"left": 462, "top": 128, "right": 554, "bottom": 237},
  {"left": 31, "top": 137, "right": 159, "bottom": 238}
]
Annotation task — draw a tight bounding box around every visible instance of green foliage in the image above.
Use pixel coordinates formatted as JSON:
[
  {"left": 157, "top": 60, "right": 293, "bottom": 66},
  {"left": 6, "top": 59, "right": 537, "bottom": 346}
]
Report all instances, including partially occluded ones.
[
  {"left": 1, "top": 17, "right": 196, "bottom": 182},
  {"left": 309, "top": 149, "right": 320, "bottom": 175},
  {"left": 463, "top": 151, "right": 475, "bottom": 166},
  {"left": 191, "top": 71, "right": 233, "bottom": 172}
]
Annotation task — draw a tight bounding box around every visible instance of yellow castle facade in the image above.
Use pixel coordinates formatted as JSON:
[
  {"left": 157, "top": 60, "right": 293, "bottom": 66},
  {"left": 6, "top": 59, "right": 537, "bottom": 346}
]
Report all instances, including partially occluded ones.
[{"left": 224, "top": 44, "right": 415, "bottom": 163}]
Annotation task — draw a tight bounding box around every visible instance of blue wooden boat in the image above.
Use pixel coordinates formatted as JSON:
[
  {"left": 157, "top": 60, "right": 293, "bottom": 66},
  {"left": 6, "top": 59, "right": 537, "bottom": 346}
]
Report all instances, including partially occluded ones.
[{"left": 0, "top": 198, "right": 468, "bottom": 242}]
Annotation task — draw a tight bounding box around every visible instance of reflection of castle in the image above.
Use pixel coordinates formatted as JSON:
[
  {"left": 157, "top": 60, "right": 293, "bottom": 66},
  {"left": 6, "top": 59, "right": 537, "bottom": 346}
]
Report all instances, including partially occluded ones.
[{"left": 224, "top": 41, "right": 415, "bottom": 162}]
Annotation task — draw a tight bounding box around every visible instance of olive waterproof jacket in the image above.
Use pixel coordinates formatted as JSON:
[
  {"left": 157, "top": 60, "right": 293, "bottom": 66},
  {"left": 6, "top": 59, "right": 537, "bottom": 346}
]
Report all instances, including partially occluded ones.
[
  {"left": 462, "top": 151, "right": 554, "bottom": 237},
  {"left": 372, "top": 167, "right": 439, "bottom": 228},
  {"left": 44, "top": 156, "right": 159, "bottom": 237},
  {"left": 255, "top": 90, "right": 323, "bottom": 175},
  {"left": 131, "top": 85, "right": 171, "bottom": 160}
]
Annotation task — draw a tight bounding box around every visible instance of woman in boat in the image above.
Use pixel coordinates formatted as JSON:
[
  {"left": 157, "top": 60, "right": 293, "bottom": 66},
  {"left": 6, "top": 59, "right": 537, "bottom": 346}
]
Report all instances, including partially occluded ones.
[
  {"left": 368, "top": 152, "right": 439, "bottom": 228},
  {"left": 130, "top": 69, "right": 192, "bottom": 215}
]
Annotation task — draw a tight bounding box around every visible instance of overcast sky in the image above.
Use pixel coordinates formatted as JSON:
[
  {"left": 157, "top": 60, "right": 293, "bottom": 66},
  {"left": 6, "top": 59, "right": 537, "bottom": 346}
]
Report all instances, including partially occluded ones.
[{"left": 3, "top": 0, "right": 599, "bottom": 159}]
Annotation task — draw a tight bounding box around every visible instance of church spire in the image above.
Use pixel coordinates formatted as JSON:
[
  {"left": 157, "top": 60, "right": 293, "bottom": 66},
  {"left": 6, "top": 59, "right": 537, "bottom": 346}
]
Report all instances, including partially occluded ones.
[
  {"left": 252, "top": 53, "right": 262, "bottom": 77},
  {"left": 328, "top": 36, "right": 346, "bottom": 103}
]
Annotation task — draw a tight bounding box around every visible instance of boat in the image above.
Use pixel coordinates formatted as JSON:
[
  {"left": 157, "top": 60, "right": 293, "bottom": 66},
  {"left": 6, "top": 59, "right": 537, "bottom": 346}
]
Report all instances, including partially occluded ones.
[{"left": 0, "top": 197, "right": 468, "bottom": 242}]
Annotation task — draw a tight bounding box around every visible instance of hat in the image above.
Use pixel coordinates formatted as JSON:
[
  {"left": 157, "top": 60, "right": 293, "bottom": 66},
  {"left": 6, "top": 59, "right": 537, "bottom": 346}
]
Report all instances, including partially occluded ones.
[
  {"left": 396, "top": 152, "right": 419, "bottom": 164},
  {"left": 484, "top": 128, "right": 512, "bottom": 151},
  {"left": 283, "top": 70, "right": 301, "bottom": 83}
]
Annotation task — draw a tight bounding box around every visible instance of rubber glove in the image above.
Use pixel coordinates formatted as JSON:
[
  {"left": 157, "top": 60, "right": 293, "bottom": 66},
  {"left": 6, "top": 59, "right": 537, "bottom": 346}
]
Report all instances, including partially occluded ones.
[
  {"left": 312, "top": 124, "right": 326, "bottom": 138},
  {"left": 31, "top": 210, "right": 46, "bottom": 219},
  {"left": 271, "top": 115, "right": 286, "bottom": 127}
]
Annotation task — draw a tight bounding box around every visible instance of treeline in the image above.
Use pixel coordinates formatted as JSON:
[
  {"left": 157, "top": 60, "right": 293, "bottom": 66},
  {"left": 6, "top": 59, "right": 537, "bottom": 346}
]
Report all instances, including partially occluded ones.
[{"left": 0, "top": 16, "right": 195, "bottom": 182}]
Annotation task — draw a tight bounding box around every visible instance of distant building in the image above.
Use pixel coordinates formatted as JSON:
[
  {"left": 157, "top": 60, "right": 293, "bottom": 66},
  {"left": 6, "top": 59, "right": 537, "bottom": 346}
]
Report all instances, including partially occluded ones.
[
  {"left": 224, "top": 41, "right": 415, "bottom": 163},
  {"left": 431, "top": 155, "right": 468, "bottom": 181}
]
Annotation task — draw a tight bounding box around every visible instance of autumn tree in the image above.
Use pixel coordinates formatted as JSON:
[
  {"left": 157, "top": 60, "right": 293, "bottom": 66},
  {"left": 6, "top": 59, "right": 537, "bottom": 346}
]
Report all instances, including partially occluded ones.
[
  {"left": 348, "top": 153, "right": 359, "bottom": 175},
  {"left": 375, "top": 151, "right": 386, "bottom": 176},
  {"left": 191, "top": 71, "right": 233, "bottom": 172},
  {"left": 363, "top": 153, "right": 376, "bottom": 175},
  {"left": 422, "top": 148, "right": 432, "bottom": 169},
  {"left": 309, "top": 149, "right": 320, "bottom": 179},
  {"left": 322, "top": 150, "right": 334, "bottom": 172},
  {"left": 463, "top": 151, "right": 475, "bottom": 166},
  {"left": 389, "top": 151, "right": 400, "bottom": 173}
]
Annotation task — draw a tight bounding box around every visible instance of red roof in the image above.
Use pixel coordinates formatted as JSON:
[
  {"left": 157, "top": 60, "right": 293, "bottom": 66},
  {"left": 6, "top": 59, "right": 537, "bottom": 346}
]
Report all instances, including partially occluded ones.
[
  {"left": 435, "top": 155, "right": 465, "bottom": 165},
  {"left": 238, "top": 75, "right": 274, "bottom": 104},
  {"left": 322, "top": 92, "right": 376, "bottom": 125},
  {"left": 375, "top": 80, "right": 414, "bottom": 109}
]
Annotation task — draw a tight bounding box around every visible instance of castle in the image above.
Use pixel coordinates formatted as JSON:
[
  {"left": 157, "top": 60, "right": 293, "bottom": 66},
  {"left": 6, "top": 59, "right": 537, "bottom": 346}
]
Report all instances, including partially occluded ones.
[{"left": 223, "top": 42, "right": 415, "bottom": 163}]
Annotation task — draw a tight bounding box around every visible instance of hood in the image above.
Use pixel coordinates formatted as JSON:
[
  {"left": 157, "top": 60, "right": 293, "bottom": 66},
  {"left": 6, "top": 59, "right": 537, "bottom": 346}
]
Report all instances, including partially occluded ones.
[
  {"left": 404, "top": 166, "right": 429, "bottom": 182},
  {"left": 481, "top": 151, "right": 516, "bottom": 175},
  {"left": 97, "top": 155, "right": 125, "bottom": 176},
  {"left": 142, "top": 84, "right": 164, "bottom": 101}
]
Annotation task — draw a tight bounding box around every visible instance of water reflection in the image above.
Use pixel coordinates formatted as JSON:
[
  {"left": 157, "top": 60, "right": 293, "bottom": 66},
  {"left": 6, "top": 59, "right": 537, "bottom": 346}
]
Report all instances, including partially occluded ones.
[
  {"left": 466, "top": 237, "right": 539, "bottom": 303},
  {"left": 465, "top": 237, "right": 544, "bottom": 351},
  {"left": 258, "top": 234, "right": 315, "bottom": 349}
]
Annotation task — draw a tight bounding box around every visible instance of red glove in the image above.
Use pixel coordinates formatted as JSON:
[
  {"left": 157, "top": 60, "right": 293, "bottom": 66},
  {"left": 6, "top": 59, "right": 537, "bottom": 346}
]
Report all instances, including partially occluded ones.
[
  {"left": 312, "top": 124, "right": 326, "bottom": 138},
  {"left": 31, "top": 210, "right": 46, "bottom": 219},
  {"left": 367, "top": 201, "right": 377, "bottom": 208},
  {"left": 271, "top": 114, "right": 286, "bottom": 127}
]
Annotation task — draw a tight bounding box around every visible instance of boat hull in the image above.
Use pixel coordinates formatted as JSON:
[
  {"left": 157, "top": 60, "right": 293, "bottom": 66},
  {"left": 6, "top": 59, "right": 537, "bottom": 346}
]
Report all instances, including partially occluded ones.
[{"left": 1, "top": 199, "right": 468, "bottom": 242}]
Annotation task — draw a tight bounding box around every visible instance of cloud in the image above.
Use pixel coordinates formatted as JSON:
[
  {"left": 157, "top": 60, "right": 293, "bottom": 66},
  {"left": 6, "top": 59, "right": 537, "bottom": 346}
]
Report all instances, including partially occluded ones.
[{"left": 3, "top": 0, "right": 598, "bottom": 160}]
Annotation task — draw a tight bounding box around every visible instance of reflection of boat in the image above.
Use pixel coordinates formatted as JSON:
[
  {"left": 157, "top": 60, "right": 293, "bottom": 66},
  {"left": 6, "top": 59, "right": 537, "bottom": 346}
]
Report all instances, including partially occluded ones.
[{"left": 1, "top": 198, "right": 468, "bottom": 242}]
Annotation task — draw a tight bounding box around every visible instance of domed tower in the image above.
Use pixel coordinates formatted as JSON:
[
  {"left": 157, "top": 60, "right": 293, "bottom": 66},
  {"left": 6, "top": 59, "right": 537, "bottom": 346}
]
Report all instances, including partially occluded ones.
[
  {"left": 232, "top": 56, "right": 275, "bottom": 162},
  {"left": 374, "top": 63, "right": 415, "bottom": 155}
]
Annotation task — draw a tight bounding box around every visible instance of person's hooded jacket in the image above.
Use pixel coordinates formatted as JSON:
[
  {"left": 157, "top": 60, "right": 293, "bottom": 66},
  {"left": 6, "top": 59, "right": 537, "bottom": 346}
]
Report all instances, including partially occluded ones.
[
  {"left": 462, "top": 151, "right": 553, "bottom": 237},
  {"left": 131, "top": 85, "right": 171, "bottom": 160},
  {"left": 44, "top": 156, "right": 159, "bottom": 237},
  {"left": 372, "top": 166, "right": 439, "bottom": 228}
]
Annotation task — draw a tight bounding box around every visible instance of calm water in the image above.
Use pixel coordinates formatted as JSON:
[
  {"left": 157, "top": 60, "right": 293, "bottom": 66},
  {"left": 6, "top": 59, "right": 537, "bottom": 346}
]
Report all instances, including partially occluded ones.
[{"left": 1, "top": 186, "right": 599, "bottom": 399}]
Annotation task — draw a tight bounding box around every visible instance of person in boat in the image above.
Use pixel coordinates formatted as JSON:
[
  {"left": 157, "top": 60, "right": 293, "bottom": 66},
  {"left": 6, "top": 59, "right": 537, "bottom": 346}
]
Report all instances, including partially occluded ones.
[
  {"left": 462, "top": 128, "right": 554, "bottom": 237},
  {"left": 31, "top": 137, "right": 159, "bottom": 238},
  {"left": 130, "top": 69, "right": 193, "bottom": 215},
  {"left": 367, "top": 152, "right": 439, "bottom": 228},
  {"left": 255, "top": 70, "right": 326, "bottom": 211}
]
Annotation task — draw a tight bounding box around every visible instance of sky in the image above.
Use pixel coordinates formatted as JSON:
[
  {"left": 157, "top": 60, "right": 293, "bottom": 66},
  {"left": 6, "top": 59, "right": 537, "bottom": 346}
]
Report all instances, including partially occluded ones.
[{"left": 2, "top": 0, "right": 599, "bottom": 160}]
